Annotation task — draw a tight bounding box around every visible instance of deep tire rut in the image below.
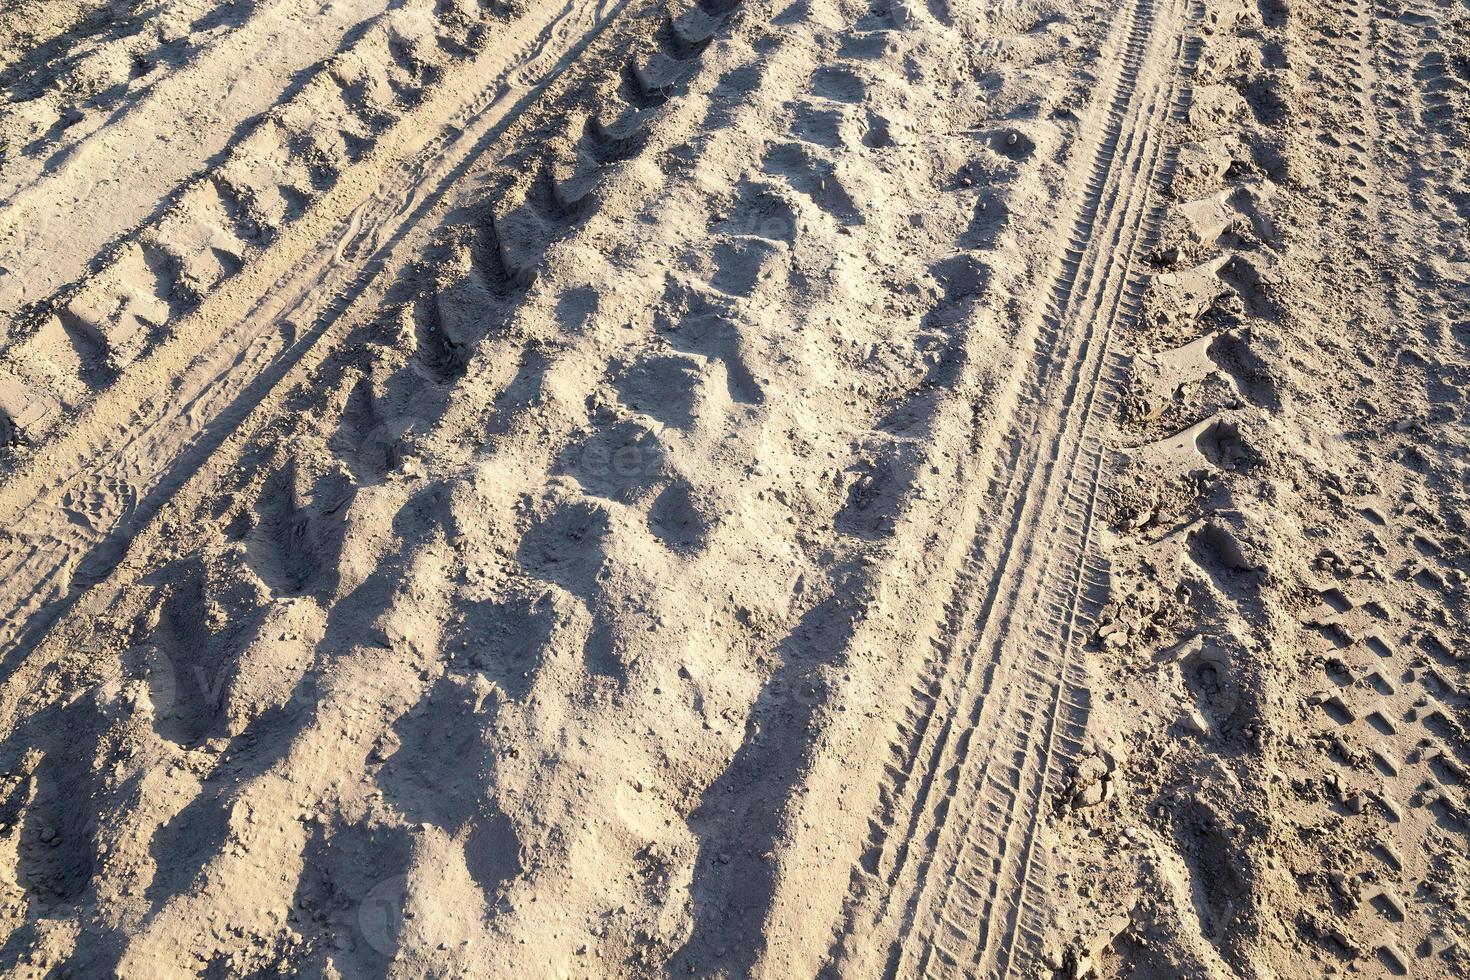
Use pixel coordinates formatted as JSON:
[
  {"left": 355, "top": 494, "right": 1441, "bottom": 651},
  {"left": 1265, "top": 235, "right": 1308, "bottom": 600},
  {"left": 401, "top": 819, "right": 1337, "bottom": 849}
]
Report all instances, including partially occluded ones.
[{"left": 0, "top": 0, "right": 645, "bottom": 669}]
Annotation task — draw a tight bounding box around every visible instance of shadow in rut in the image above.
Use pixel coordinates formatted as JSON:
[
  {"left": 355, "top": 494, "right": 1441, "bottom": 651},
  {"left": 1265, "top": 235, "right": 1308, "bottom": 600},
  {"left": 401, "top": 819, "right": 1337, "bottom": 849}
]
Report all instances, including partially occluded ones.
[{"left": 668, "top": 587, "right": 860, "bottom": 976}]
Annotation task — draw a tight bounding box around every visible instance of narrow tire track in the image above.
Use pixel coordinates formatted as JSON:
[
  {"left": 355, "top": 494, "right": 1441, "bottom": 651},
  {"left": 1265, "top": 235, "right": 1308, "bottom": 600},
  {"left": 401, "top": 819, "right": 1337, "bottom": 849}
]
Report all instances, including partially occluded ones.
[{"left": 824, "top": 0, "right": 1203, "bottom": 975}]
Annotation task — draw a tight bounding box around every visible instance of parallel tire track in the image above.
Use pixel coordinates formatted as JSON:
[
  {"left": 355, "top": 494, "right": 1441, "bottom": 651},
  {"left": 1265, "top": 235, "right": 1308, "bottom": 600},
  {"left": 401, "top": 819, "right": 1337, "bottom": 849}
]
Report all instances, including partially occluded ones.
[{"left": 825, "top": 0, "right": 1201, "bottom": 975}]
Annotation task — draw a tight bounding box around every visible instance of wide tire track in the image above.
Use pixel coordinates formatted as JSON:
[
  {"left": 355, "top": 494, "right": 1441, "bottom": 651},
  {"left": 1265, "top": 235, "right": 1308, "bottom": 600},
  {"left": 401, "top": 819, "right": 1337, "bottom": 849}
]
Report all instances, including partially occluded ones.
[{"left": 0, "top": 0, "right": 643, "bottom": 674}]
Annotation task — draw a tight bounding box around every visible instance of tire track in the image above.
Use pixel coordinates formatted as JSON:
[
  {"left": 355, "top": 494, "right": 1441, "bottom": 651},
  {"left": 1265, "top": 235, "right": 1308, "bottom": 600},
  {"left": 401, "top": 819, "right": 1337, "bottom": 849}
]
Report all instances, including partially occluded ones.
[
  {"left": 0, "top": 0, "right": 397, "bottom": 315},
  {"left": 0, "top": 0, "right": 924, "bottom": 966},
  {"left": 0, "top": 0, "right": 640, "bottom": 672},
  {"left": 1278, "top": 0, "right": 1470, "bottom": 969},
  {"left": 824, "top": 0, "right": 1200, "bottom": 975},
  {"left": 0, "top": 0, "right": 538, "bottom": 401}
]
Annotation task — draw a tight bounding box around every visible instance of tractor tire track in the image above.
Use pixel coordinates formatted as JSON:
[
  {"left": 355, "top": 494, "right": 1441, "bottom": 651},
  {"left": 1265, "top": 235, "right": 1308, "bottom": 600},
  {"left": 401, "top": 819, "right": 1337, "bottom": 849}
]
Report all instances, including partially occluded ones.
[{"left": 0, "top": 0, "right": 640, "bottom": 672}]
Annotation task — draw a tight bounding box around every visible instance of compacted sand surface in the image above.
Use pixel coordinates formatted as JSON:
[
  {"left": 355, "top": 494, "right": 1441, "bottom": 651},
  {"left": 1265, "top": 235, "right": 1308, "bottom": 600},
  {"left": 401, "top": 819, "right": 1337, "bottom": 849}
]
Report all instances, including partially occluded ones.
[{"left": 0, "top": 0, "right": 1466, "bottom": 976}]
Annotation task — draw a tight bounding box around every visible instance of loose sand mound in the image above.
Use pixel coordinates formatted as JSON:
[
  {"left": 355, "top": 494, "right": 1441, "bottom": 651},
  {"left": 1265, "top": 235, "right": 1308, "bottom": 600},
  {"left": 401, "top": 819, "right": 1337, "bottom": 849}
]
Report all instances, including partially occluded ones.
[{"left": 0, "top": 0, "right": 1465, "bottom": 976}]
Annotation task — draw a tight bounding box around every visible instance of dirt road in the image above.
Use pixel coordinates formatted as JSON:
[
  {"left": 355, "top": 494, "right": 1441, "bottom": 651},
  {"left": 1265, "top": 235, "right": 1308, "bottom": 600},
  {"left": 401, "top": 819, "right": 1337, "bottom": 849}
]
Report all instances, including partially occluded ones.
[{"left": 0, "top": 0, "right": 1465, "bottom": 976}]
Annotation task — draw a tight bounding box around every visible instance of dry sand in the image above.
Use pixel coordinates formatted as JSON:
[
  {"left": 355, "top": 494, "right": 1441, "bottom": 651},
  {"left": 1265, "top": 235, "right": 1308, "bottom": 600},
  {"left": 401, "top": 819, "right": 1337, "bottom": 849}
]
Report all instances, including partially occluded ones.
[{"left": 0, "top": 0, "right": 1466, "bottom": 975}]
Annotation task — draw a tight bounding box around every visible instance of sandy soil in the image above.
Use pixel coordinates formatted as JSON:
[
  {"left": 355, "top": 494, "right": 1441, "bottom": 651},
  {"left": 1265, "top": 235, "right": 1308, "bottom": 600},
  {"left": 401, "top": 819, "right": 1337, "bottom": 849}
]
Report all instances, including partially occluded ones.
[{"left": 0, "top": 0, "right": 1466, "bottom": 976}]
